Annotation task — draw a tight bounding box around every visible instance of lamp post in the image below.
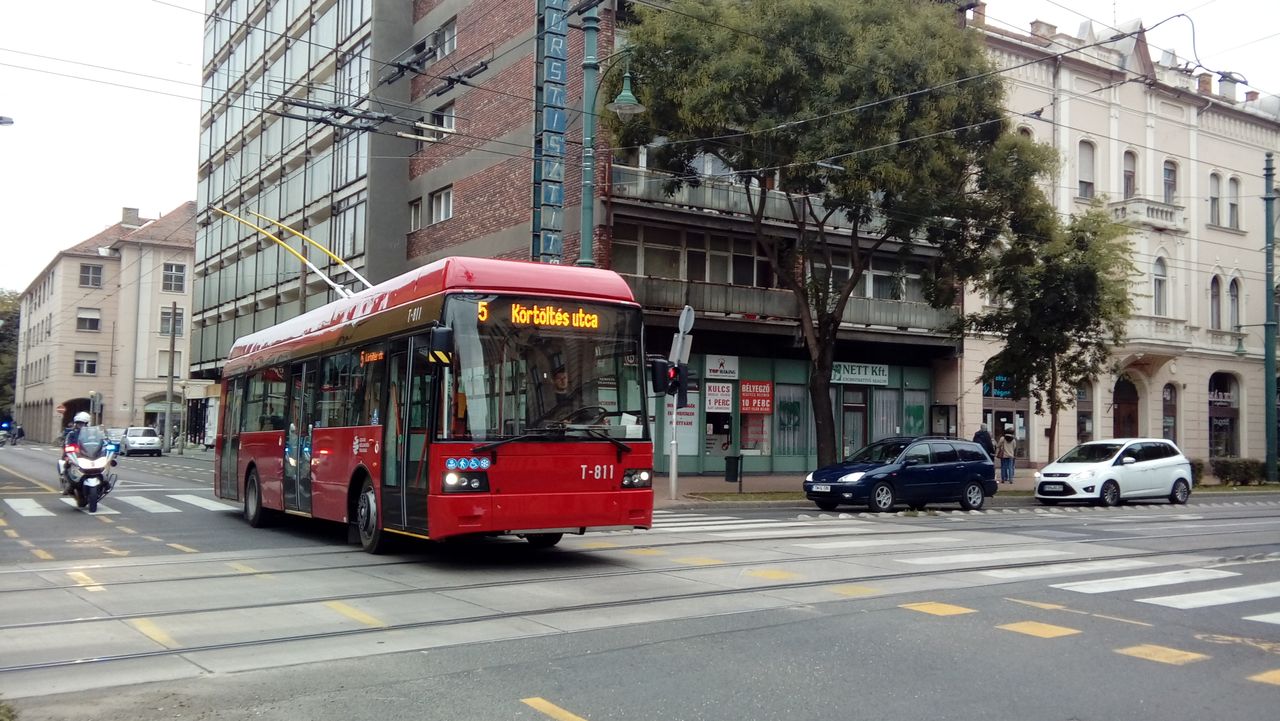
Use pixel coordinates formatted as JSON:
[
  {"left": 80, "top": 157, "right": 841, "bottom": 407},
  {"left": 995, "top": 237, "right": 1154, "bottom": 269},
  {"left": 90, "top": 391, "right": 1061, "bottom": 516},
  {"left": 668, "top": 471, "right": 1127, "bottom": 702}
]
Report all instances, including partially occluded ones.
[
  {"left": 576, "top": 4, "right": 645, "bottom": 267},
  {"left": 1265, "top": 153, "right": 1277, "bottom": 484},
  {"left": 178, "top": 382, "right": 188, "bottom": 456}
]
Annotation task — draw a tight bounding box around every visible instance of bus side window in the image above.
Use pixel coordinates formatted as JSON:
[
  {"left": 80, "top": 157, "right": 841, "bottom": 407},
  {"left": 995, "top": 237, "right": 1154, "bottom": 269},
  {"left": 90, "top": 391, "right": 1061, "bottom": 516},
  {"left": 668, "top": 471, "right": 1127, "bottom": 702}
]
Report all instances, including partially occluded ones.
[
  {"left": 244, "top": 372, "right": 265, "bottom": 432},
  {"left": 356, "top": 345, "right": 386, "bottom": 426}
]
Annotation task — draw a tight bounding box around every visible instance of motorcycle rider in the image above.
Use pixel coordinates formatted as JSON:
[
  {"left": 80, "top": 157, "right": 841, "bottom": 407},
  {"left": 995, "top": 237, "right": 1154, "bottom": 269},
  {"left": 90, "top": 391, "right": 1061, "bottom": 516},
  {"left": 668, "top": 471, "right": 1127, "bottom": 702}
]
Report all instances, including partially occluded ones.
[{"left": 59, "top": 412, "right": 92, "bottom": 495}]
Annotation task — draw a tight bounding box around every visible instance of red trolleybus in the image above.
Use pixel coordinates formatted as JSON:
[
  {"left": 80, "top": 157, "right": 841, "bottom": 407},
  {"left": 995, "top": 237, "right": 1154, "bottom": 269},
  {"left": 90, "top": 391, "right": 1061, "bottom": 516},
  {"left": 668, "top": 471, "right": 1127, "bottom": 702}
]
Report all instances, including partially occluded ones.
[{"left": 214, "top": 257, "right": 654, "bottom": 552}]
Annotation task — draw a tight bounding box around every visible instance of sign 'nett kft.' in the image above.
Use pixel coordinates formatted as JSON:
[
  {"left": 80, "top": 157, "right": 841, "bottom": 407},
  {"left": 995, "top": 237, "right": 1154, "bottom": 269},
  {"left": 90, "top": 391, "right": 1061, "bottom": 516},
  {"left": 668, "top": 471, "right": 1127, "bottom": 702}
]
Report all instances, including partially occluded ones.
[
  {"left": 831, "top": 362, "right": 889, "bottom": 386},
  {"left": 740, "top": 381, "right": 773, "bottom": 414}
]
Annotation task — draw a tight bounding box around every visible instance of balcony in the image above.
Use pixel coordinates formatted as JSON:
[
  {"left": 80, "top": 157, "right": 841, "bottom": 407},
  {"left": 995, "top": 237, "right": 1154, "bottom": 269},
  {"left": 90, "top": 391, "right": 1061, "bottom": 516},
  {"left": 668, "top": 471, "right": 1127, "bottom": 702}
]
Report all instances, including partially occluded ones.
[
  {"left": 1126, "top": 315, "right": 1192, "bottom": 347},
  {"left": 1109, "top": 197, "right": 1187, "bottom": 234},
  {"left": 622, "top": 274, "right": 957, "bottom": 335},
  {"left": 609, "top": 165, "right": 856, "bottom": 231}
]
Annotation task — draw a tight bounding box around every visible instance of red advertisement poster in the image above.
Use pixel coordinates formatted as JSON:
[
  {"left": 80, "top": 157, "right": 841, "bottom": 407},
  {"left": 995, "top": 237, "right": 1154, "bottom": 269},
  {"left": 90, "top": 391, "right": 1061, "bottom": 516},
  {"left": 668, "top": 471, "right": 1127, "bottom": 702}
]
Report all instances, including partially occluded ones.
[{"left": 740, "top": 381, "right": 773, "bottom": 414}]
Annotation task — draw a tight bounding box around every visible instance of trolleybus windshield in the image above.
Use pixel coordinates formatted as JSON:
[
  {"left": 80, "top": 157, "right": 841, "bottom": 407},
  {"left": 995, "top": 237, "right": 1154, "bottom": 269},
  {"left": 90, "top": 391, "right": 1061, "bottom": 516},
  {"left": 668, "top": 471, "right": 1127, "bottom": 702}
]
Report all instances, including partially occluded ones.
[{"left": 438, "top": 294, "right": 648, "bottom": 442}]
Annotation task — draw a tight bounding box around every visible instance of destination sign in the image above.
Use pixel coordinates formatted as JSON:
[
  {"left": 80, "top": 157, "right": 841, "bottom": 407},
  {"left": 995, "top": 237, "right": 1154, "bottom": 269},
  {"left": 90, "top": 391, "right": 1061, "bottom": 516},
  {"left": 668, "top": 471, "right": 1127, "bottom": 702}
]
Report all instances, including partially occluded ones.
[{"left": 477, "top": 300, "right": 601, "bottom": 329}]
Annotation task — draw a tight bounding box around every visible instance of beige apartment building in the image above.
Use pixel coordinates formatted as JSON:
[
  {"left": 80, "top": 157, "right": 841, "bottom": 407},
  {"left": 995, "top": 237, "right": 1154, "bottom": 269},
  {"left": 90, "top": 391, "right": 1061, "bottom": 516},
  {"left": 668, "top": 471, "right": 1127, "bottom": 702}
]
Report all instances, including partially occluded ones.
[
  {"left": 939, "top": 10, "right": 1280, "bottom": 466},
  {"left": 14, "top": 204, "right": 211, "bottom": 443}
]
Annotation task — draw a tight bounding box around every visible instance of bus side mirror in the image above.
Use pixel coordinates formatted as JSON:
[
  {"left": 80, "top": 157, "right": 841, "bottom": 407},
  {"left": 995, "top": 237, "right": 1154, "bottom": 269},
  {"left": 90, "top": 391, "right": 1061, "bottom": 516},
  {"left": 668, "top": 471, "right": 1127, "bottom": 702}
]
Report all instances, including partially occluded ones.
[{"left": 430, "top": 326, "right": 454, "bottom": 354}]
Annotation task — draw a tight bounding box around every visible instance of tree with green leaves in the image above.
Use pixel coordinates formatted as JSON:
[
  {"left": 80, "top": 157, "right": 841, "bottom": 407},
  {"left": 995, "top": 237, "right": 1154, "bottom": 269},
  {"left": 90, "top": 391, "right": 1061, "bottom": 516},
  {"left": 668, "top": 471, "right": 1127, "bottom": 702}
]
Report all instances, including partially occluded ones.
[
  {"left": 963, "top": 204, "right": 1134, "bottom": 460},
  {"left": 608, "top": 0, "right": 1058, "bottom": 465},
  {"left": 0, "top": 289, "right": 18, "bottom": 424}
]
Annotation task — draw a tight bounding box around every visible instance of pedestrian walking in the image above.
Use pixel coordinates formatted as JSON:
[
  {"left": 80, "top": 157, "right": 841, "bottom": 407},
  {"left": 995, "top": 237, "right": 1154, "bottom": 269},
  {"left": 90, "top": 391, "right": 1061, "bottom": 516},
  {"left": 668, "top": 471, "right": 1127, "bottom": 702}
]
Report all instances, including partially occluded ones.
[
  {"left": 972, "top": 423, "right": 994, "bottom": 457},
  {"left": 995, "top": 426, "right": 1017, "bottom": 483}
]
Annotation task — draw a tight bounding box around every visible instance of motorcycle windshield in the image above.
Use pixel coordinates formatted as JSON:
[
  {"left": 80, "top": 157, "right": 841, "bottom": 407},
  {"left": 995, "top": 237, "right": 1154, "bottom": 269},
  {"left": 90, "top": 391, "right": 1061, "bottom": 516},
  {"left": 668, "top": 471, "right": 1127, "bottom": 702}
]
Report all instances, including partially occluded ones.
[{"left": 76, "top": 427, "right": 106, "bottom": 459}]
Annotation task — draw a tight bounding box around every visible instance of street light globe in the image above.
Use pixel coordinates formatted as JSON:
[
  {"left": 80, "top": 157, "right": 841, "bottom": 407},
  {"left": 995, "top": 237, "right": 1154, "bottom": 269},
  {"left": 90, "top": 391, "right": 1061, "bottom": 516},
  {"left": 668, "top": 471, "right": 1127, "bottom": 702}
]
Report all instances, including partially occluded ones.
[{"left": 606, "top": 71, "right": 646, "bottom": 121}]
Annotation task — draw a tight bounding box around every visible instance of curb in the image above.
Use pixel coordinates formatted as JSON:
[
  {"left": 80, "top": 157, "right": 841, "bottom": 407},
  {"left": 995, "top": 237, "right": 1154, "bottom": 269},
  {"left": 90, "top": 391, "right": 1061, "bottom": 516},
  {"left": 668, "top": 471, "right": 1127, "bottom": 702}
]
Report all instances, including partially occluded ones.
[{"left": 659, "top": 488, "right": 1280, "bottom": 511}]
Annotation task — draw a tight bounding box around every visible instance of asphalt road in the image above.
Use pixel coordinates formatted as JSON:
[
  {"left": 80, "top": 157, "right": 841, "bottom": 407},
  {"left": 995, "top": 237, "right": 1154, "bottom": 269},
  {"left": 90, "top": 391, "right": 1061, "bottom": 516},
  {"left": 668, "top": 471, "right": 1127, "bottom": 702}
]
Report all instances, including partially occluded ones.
[{"left": 2, "top": 449, "right": 1279, "bottom": 720}]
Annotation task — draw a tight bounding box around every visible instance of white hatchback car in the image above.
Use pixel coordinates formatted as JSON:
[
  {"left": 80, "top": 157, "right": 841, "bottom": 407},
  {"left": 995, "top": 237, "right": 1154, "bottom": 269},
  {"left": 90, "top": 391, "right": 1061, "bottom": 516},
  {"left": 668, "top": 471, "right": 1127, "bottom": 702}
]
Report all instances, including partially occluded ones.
[
  {"left": 122, "top": 427, "right": 162, "bottom": 457},
  {"left": 1035, "top": 438, "right": 1193, "bottom": 507}
]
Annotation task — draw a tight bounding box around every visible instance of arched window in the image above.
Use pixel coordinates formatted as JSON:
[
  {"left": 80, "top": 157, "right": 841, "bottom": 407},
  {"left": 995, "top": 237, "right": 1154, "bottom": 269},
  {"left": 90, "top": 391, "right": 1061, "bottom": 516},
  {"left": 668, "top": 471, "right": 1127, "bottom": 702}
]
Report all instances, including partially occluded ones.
[
  {"left": 1163, "top": 160, "right": 1178, "bottom": 204},
  {"left": 1209, "top": 173, "right": 1222, "bottom": 225},
  {"left": 1229, "top": 278, "right": 1241, "bottom": 329},
  {"left": 1078, "top": 141, "right": 1096, "bottom": 199},
  {"left": 1162, "top": 383, "right": 1178, "bottom": 442},
  {"left": 1152, "top": 258, "right": 1168, "bottom": 316},
  {"left": 1123, "top": 151, "right": 1137, "bottom": 199},
  {"left": 1210, "top": 275, "right": 1222, "bottom": 330},
  {"left": 1228, "top": 177, "right": 1241, "bottom": 229}
]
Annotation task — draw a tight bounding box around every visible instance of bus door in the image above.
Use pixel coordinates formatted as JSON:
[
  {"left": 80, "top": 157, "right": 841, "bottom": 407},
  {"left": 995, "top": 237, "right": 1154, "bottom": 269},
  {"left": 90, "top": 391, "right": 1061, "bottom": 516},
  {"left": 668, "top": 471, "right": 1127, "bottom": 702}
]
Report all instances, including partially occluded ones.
[
  {"left": 383, "top": 334, "right": 440, "bottom": 534},
  {"left": 283, "top": 360, "right": 317, "bottom": 513},
  {"left": 219, "top": 377, "right": 244, "bottom": 500}
]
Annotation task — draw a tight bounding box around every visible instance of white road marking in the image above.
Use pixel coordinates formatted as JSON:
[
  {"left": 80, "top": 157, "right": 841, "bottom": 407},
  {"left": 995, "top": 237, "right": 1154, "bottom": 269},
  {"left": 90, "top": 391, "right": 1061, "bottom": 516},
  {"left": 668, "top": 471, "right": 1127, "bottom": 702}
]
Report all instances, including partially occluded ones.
[
  {"left": 1051, "top": 568, "right": 1240, "bottom": 594},
  {"left": 167, "top": 494, "right": 238, "bottom": 511},
  {"left": 1139, "top": 581, "right": 1280, "bottom": 609},
  {"left": 3, "top": 499, "right": 54, "bottom": 517},
  {"left": 897, "top": 549, "right": 1072, "bottom": 565},
  {"left": 980, "top": 558, "right": 1156, "bottom": 579},
  {"left": 1243, "top": 612, "right": 1280, "bottom": 626},
  {"left": 58, "top": 498, "right": 120, "bottom": 514},
  {"left": 112, "top": 496, "right": 182, "bottom": 514},
  {"left": 794, "top": 535, "right": 961, "bottom": 550}
]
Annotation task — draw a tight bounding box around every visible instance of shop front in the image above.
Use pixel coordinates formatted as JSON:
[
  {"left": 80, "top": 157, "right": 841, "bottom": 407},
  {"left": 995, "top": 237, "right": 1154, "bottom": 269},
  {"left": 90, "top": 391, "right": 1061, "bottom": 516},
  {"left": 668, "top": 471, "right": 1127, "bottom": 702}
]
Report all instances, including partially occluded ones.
[
  {"left": 652, "top": 354, "right": 933, "bottom": 475},
  {"left": 982, "top": 375, "right": 1030, "bottom": 463}
]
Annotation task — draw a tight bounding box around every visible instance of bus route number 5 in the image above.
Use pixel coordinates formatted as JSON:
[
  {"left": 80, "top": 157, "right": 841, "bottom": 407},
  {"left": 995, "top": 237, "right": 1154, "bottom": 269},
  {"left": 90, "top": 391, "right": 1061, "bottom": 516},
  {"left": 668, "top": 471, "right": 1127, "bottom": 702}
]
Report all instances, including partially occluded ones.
[{"left": 477, "top": 301, "right": 489, "bottom": 322}]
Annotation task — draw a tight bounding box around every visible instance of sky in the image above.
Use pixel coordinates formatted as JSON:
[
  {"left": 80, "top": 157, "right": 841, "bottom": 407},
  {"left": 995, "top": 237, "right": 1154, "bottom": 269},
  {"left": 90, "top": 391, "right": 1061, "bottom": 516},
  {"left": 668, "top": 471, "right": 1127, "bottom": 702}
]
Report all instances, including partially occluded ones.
[{"left": 0, "top": 0, "right": 1277, "bottom": 293}]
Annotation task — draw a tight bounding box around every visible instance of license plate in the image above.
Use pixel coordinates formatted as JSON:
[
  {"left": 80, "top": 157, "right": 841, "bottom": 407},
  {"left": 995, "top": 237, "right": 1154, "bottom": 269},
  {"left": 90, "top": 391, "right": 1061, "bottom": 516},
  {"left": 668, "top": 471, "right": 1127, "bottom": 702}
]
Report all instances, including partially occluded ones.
[
  {"left": 1041, "top": 483, "right": 1063, "bottom": 492},
  {"left": 811, "top": 484, "right": 831, "bottom": 492}
]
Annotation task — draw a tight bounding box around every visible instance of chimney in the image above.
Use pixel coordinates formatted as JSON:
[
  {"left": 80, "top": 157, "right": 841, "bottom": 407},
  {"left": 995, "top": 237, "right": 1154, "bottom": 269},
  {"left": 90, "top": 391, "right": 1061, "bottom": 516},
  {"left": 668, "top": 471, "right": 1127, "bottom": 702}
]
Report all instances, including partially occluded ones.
[
  {"left": 1246, "top": 90, "right": 1260, "bottom": 102},
  {"left": 1197, "top": 74, "right": 1213, "bottom": 95},
  {"left": 121, "top": 207, "right": 141, "bottom": 227},
  {"left": 1030, "top": 20, "right": 1057, "bottom": 39},
  {"left": 1219, "top": 75, "right": 1238, "bottom": 101},
  {"left": 971, "top": 1, "right": 987, "bottom": 28}
]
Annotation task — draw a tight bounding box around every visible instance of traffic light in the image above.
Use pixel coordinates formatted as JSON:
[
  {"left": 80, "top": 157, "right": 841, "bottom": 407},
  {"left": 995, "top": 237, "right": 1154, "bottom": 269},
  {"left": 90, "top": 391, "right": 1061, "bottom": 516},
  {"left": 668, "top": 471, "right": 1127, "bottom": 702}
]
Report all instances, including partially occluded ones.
[
  {"left": 649, "top": 358, "right": 670, "bottom": 395},
  {"left": 674, "top": 362, "right": 688, "bottom": 409}
]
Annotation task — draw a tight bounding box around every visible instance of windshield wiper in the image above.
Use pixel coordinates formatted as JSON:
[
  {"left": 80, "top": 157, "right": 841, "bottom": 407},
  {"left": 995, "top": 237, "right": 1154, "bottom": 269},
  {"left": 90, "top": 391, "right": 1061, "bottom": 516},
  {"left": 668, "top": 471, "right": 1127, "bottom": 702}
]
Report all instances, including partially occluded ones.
[
  {"left": 583, "top": 428, "right": 632, "bottom": 461},
  {"left": 471, "top": 428, "right": 560, "bottom": 456}
]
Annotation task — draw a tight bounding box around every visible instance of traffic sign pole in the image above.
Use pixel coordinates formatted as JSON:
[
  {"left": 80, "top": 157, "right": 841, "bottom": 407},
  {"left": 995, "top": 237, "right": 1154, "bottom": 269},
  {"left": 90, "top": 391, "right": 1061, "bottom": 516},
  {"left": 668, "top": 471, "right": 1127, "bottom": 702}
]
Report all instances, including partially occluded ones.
[{"left": 668, "top": 305, "right": 694, "bottom": 501}]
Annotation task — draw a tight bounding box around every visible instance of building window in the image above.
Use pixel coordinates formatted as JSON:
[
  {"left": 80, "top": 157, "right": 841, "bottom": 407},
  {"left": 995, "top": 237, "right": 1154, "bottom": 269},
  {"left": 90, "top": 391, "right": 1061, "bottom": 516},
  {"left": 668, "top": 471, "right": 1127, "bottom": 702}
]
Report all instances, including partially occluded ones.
[
  {"left": 1077, "top": 140, "right": 1095, "bottom": 199},
  {"left": 1208, "top": 372, "right": 1238, "bottom": 457},
  {"left": 1229, "top": 278, "right": 1241, "bottom": 329},
  {"left": 430, "top": 102, "right": 455, "bottom": 140},
  {"left": 162, "top": 263, "right": 187, "bottom": 292},
  {"left": 435, "top": 18, "right": 457, "bottom": 60},
  {"left": 76, "top": 308, "right": 101, "bottom": 332},
  {"left": 333, "top": 190, "right": 367, "bottom": 259},
  {"left": 1209, "top": 275, "right": 1222, "bottom": 330},
  {"left": 1163, "top": 160, "right": 1178, "bottom": 204},
  {"left": 1122, "top": 151, "right": 1137, "bottom": 199},
  {"left": 429, "top": 186, "right": 453, "bottom": 224},
  {"left": 160, "top": 307, "right": 185, "bottom": 336},
  {"left": 74, "top": 352, "right": 98, "bottom": 375},
  {"left": 158, "top": 350, "right": 183, "bottom": 377},
  {"left": 79, "top": 264, "right": 103, "bottom": 288},
  {"left": 1209, "top": 173, "right": 1221, "bottom": 225},
  {"left": 1152, "top": 258, "right": 1167, "bottom": 316},
  {"left": 1228, "top": 177, "right": 1241, "bottom": 229},
  {"left": 1162, "top": 383, "right": 1178, "bottom": 443},
  {"left": 409, "top": 198, "right": 422, "bottom": 232}
]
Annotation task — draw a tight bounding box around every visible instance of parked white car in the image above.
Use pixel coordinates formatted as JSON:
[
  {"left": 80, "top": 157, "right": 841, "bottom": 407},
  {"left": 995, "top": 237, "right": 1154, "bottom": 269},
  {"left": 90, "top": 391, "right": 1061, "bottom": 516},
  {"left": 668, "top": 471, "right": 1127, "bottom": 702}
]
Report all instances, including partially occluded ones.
[
  {"left": 122, "top": 427, "right": 162, "bottom": 457},
  {"left": 1035, "top": 438, "right": 1192, "bottom": 506}
]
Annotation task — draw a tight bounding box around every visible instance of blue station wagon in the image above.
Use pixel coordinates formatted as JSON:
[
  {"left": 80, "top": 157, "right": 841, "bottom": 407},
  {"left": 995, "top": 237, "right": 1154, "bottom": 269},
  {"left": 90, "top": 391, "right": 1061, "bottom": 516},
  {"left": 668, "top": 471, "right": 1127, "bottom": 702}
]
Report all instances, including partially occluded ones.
[{"left": 803, "top": 436, "right": 998, "bottom": 512}]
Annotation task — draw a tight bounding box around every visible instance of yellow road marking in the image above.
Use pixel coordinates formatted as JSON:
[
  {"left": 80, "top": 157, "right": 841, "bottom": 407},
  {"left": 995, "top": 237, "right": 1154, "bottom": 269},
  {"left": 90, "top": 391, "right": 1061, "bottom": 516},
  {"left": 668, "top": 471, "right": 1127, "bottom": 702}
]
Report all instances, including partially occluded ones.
[
  {"left": 116, "top": 526, "right": 137, "bottom": 534},
  {"left": 997, "top": 621, "right": 1081, "bottom": 639},
  {"left": 0, "top": 517, "right": 7, "bottom": 526},
  {"left": 32, "top": 549, "right": 54, "bottom": 560},
  {"left": 674, "top": 556, "right": 724, "bottom": 566},
  {"left": 1116, "top": 644, "right": 1209, "bottom": 665},
  {"left": 829, "top": 584, "right": 881, "bottom": 597},
  {"left": 324, "top": 601, "right": 387, "bottom": 628},
  {"left": 228, "top": 562, "right": 275, "bottom": 579},
  {"left": 17, "top": 539, "right": 32, "bottom": 547},
  {"left": 3, "top": 529, "right": 16, "bottom": 538},
  {"left": 1007, "top": 598, "right": 1067, "bottom": 610},
  {"left": 625, "top": 548, "right": 664, "bottom": 556},
  {"left": 166, "top": 544, "right": 198, "bottom": 553},
  {"left": 580, "top": 541, "right": 618, "bottom": 549},
  {"left": 129, "top": 619, "right": 177, "bottom": 648},
  {"left": 1006, "top": 598, "right": 1150, "bottom": 626},
  {"left": 746, "top": 569, "right": 801, "bottom": 581},
  {"left": 0, "top": 463, "right": 58, "bottom": 493},
  {"left": 97, "top": 516, "right": 114, "bottom": 524},
  {"left": 1249, "top": 669, "right": 1280, "bottom": 686},
  {"left": 144, "top": 536, "right": 163, "bottom": 542},
  {"left": 1091, "top": 613, "right": 1153, "bottom": 628},
  {"left": 67, "top": 571, "right": 104, "bottom": 592},
  {"left": 521, "top": 697, "right": 592, "bottom": 721},
  {"left": 901, "top": 602, "right": 977, "bottom": 617}
]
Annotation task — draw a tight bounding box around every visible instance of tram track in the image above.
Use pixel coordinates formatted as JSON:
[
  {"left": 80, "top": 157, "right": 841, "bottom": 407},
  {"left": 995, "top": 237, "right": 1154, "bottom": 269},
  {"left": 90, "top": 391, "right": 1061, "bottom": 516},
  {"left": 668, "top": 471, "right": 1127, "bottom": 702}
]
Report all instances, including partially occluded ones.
[
  {"left": 2, "top": 506, "right": 1278, "bottom": 595},
  {"left": 0, "top": 520, "right": 1277, "bottom": 659}
]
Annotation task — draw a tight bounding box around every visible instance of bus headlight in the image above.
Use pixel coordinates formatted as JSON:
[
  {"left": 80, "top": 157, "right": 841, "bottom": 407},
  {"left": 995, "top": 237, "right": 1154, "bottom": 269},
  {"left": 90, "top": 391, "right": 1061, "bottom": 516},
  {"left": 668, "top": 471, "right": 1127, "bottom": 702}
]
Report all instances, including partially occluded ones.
[
  {"left": 622, "top": 469, "right": 652, "bottom": 488},
  {"left": 443, "top": 471, "right": 489, "bottom": 493}
]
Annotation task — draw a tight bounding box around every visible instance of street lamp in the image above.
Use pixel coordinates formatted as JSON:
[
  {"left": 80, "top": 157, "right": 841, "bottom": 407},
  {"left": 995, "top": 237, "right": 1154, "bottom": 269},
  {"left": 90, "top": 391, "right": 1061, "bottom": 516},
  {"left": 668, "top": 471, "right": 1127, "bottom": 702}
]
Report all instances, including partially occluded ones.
[
  {"left": 577, "top": 4, "right": 646, "bottom": 267},
  {"left": 1263, "top": 153, "right": 1277, "bottom": 484},
  {"left": 178, "top": 382, "right": 188, "bottom": 456}
]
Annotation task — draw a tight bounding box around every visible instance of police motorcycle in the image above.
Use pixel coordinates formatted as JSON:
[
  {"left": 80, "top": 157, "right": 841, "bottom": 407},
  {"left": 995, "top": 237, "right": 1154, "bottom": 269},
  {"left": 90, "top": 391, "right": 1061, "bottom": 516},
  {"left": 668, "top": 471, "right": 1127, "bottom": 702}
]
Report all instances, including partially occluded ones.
[{"left": 58, "top": 425, "right": 120, "bottom": 513}]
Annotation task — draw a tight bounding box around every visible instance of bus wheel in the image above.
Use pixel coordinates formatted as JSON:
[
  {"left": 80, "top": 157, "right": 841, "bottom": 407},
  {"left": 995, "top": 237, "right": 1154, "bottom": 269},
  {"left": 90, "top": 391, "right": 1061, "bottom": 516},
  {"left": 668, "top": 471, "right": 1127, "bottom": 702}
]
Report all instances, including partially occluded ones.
[
  {"left": 356, "top": 477, "right": 388, "bottom": 554},
  {"left": 244, "top": 469, "right": 272, "bottom": 528},
  {"left": 525, "top": 533, "right": 563, "bottom": 549}
]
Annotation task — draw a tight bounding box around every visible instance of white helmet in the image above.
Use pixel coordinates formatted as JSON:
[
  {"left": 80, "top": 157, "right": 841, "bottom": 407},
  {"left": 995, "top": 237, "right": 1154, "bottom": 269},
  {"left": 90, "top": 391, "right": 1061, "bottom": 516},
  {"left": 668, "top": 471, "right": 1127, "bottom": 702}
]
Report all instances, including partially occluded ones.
[{"left": 73, "top": 412, "right": 91, "bottom": 424}]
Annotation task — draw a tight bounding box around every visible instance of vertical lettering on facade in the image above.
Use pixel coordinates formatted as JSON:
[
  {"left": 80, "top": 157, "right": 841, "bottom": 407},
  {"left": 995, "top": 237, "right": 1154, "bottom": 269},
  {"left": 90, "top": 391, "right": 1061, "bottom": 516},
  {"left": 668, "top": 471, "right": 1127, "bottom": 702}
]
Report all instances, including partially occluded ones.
[{"left": 533, "top": 0, "right": 569, "bottom": 263}]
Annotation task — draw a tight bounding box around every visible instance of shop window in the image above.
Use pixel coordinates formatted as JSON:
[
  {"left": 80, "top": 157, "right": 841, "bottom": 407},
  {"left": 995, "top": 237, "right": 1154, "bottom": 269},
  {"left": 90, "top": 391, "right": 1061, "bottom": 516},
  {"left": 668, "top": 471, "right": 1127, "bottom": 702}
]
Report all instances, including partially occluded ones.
[
  {"left": 1162, "top": 383, "right": 1177, "bottom": 442},
  {"left": 872, "top": 388, "right": 901, "bottom": 440},
  {"left": 773, "top": 384, "right": 807, "bottom": 455},
  {"left": 1208, "top": 372, "right": 1238, "bottom": 457}
]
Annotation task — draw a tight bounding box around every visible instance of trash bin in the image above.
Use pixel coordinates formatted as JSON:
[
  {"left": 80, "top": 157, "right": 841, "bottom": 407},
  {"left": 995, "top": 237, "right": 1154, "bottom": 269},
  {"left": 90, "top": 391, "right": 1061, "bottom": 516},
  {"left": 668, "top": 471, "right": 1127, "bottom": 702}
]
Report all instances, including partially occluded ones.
[{"left": 724, "top": 455, "right": 742, "bottom": 483}]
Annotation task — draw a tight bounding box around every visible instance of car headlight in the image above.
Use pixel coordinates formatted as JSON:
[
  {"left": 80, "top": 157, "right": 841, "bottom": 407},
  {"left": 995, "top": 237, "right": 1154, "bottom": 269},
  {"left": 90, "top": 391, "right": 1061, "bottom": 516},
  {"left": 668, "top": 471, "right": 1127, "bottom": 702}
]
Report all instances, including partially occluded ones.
[
  {"left": 1072, "top": 470, "right": 1096, "bottom": 481},
  {"left": 805, "top": 472, "right": 813, "bottom": 483},
  {"left": 838, "top": 471, "right": 865, "bottom": 483}
]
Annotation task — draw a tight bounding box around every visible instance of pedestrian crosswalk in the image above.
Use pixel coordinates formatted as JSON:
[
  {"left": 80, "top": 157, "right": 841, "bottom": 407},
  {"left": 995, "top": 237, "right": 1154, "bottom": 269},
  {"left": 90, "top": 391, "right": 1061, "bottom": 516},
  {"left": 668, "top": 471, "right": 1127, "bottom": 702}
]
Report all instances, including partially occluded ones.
[
  {"left": 4, "top": 494, "right": 238, "bottom": 517},
  {"left": 1048, "top": 564, "right": 1280, "bottom": 628}
]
